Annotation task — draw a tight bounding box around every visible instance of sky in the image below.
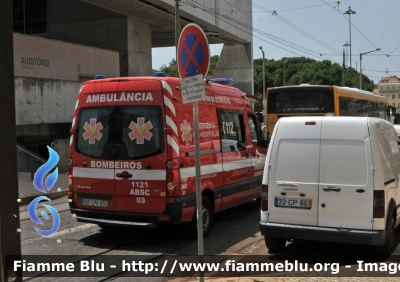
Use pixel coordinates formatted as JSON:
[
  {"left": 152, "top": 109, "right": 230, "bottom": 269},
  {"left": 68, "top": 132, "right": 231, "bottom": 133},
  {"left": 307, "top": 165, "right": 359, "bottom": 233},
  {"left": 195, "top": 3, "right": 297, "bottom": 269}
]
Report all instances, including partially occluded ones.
[{"left": 152, "top": 0, "right": 400, "bottom": 84}]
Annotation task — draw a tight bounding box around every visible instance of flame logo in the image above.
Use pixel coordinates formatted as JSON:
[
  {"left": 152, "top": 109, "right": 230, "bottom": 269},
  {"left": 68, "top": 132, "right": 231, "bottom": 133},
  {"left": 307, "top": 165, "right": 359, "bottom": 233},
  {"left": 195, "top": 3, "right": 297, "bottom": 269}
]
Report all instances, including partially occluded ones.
[
  {"left": 30, "top": 146, "right": 61, "bottom": 236},
  {"left": 33, "top": 146, "right": 59, "bottom": 193},
  {"left": 28, "top": 196, "right": 60, "bottom": 236}
]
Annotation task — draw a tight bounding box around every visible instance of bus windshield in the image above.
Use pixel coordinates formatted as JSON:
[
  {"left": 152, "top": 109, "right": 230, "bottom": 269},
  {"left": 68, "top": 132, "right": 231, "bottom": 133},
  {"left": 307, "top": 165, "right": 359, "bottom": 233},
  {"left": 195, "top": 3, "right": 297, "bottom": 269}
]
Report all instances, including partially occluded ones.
[{"left": 267, "top": 87, "right": 334, "bottom": 114}]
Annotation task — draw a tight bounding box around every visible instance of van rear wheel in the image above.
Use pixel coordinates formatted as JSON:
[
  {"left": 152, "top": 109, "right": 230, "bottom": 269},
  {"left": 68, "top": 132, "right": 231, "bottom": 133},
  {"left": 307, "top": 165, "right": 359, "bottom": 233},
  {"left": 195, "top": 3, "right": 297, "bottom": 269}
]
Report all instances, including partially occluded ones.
[
  {"left": 379, "top": 216, "right": 396, "bottom": 255},
  {"left": 264, "top": 236, "right": 286, "bottom": 252}
]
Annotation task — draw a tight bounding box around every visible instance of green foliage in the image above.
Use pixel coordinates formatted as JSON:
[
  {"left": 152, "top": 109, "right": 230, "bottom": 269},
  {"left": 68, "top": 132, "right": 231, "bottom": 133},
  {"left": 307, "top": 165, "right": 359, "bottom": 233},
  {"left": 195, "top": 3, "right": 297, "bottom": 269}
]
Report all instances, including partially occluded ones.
[
  {"left": 208, "top": 55, "right": 219, "bottom": 77},
  {"left": 254, "top": 57, "right": 375, "bottom": 95},
  {"left": 159, "top": 58, "right": 178, "bottom": 77},
  {"left": 156, "top": 55, "right": 375, "bottom": 112}
]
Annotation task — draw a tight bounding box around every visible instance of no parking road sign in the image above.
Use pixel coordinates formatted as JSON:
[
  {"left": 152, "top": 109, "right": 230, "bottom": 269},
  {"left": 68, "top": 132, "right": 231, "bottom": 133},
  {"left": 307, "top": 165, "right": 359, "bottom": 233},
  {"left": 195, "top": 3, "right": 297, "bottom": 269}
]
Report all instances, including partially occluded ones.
[{"left": 177, "top": 23, "right": 210, "bottom": 79}]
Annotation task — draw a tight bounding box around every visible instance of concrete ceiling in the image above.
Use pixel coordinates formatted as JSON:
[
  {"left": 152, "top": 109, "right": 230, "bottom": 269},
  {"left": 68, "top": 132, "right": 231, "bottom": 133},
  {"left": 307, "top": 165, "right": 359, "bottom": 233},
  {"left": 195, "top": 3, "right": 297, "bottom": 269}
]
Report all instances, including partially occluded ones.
[{"left": 81, "top": 0, "right": 241, "bottom": 47}]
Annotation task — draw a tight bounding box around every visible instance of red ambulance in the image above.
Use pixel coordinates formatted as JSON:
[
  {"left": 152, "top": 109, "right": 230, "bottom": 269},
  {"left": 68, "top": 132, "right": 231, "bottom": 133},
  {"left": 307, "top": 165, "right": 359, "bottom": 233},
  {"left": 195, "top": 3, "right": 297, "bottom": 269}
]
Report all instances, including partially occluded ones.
[{"left": 68, "top": 75, "right": 267, "bottom": 236}]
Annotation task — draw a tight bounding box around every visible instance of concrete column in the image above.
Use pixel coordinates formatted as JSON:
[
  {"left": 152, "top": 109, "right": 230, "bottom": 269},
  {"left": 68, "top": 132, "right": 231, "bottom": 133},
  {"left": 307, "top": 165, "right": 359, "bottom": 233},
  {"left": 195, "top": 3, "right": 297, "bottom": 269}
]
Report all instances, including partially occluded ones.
[
  {"left": 0, "top": 0, "right": 22, "bottom": 279},
  {"left": 127, "top": 17, "right": 153, "bottom": 76},
  {"left": 213, "top": 43, "right": 254, "bottom": 95}
]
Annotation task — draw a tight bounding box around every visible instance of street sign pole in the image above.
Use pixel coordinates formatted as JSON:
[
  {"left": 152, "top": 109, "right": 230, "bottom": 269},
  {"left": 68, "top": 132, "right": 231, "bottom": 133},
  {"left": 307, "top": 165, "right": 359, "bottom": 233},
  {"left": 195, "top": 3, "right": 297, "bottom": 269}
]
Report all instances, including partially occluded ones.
[
  {"left": 193, "top": 100, "right": 203, "bottom": 255},
  {"left": 177, "top": 23, "right": 210, "bottom": 281}
]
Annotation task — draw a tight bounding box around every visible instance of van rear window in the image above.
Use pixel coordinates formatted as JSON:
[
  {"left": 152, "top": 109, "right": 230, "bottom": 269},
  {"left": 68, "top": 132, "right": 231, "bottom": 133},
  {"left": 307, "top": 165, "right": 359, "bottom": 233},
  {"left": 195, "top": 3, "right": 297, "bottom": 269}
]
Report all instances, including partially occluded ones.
[{"left": 75, "top": 106, "right": 164, "bottom": 159}]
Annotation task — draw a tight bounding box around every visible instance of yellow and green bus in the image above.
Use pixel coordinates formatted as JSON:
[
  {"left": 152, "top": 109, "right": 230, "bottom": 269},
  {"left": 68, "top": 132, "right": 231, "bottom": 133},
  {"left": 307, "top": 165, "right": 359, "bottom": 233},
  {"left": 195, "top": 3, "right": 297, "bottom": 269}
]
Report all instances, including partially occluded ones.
[{"left": 265, "top": 84, "right": 390, "bottom": 140}]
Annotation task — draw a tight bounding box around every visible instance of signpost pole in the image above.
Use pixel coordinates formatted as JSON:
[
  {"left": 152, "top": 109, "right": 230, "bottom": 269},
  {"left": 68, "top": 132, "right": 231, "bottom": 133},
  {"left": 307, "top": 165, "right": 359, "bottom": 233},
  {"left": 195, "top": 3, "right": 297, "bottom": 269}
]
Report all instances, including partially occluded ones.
[
  {"left": 177, "top": 23, "right": 209, "bottom": 281},
  {"left": 194, "top": 101, "right": 204, "bottom": 280}
]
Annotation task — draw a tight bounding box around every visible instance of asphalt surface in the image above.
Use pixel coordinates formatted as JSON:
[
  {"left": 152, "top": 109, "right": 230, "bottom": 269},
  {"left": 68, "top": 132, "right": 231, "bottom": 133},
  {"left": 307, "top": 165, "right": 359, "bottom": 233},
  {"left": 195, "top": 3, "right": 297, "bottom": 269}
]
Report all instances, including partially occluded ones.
[
  {"left": 18, "top": 172, "right": 69, "bottom": 205},
  {"left": 18, "top": 174, "right": 400, "bottom": 281}
]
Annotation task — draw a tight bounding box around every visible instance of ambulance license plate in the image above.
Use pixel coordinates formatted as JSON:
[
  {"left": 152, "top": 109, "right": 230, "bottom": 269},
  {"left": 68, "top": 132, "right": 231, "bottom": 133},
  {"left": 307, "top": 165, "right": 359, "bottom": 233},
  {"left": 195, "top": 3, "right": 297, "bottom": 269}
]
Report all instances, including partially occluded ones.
[
  {"left": 82, "top": 198, "right": 108, "bottom": 207},
  {"left": 274, "top": 197, "right": 312, "bottom": 209}
]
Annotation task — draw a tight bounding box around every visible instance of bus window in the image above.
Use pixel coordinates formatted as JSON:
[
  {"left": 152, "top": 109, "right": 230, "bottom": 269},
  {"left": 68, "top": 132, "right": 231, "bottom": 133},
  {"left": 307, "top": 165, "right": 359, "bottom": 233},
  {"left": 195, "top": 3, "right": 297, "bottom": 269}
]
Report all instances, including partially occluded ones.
[
  {"left": 267, "top": 88, "right": 334, "bottom": 114},
  {"left": 265, "top": 85, "right": 389, "bottom": 139}
]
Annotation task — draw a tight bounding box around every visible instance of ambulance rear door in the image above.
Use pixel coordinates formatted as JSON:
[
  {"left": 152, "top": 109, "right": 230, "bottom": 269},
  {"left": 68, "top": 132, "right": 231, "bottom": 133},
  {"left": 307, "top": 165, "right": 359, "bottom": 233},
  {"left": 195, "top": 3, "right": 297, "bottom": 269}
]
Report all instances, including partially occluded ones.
[
  {"left": 72, "top": 80, "right": 119, "bottom": 212},
  {"left": 113, "top": 79, "right": 167, "bottom": 213}
]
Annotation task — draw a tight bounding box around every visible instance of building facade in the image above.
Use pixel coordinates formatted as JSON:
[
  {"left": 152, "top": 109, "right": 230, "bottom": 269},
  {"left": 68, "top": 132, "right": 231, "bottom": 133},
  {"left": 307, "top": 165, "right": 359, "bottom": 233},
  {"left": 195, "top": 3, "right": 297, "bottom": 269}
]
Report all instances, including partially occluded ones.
[
  {"left": 14, "top": 33, "right": 120, "bottom": 172},
  {"left": 12, "top": 0, "right": 255, "bottom": 171},
  {"left": 379, "top": 76, "right": 400, "bottom": 111}
]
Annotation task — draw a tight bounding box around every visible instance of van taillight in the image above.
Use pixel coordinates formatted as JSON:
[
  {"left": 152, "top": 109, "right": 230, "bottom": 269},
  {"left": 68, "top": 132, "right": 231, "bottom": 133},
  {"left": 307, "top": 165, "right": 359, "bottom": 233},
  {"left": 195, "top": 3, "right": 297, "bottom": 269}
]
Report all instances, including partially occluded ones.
[
  {"left": 166, "top": 158, "right": 181, "bottom": 197},
  {"left": 261, "top": 184, "right": 268, "bottom": 211},
  {"left": 373, "top": 190, "right": 385, "bottom": 218}
]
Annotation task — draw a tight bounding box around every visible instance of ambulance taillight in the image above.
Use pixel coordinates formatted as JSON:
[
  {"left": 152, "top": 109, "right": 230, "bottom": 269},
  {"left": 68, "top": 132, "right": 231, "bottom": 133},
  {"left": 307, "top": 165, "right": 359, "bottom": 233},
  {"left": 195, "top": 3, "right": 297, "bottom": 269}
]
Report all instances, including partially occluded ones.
[
  {"left": 68, "top": 159, "right": 73, "bottom": 201},
  {"left": 166, "top": 158, "right": 181, "bottom": 197}
]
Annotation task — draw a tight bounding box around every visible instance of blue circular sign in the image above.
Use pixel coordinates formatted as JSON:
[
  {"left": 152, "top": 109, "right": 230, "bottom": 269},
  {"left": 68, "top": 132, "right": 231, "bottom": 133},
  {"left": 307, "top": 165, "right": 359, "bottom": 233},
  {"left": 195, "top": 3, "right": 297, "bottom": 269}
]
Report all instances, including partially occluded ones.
[{"left": 177, "top": 24, "right": 210, "bottom": 78}]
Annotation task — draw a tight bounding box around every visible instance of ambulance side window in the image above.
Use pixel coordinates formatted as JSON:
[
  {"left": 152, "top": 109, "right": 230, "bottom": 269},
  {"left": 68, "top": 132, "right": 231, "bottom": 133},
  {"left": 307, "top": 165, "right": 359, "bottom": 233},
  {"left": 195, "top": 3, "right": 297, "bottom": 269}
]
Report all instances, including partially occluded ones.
[{"left": 217, "top": 109, "right": 246, "bottom": 152}]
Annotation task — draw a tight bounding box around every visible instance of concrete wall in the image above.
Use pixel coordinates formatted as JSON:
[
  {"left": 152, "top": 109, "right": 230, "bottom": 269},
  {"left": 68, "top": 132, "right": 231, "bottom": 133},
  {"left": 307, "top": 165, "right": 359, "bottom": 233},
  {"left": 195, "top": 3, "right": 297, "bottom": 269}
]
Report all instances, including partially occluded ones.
[
  {"left": 46, "top": 0, "right": 132, "bottom": 76},
  {"left": 14, "top": 33, "right": 120, "bottom": 81},
  {"left": 14, "top": 77, "right": 82, "bottom": 125}
]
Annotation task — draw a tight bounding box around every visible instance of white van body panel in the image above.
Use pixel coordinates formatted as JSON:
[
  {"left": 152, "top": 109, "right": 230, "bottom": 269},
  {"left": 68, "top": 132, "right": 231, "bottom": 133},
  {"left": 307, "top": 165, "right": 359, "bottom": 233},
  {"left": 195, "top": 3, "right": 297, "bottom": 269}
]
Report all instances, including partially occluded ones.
[
  {"left": 370, "top": 120, "right": 400, "bottom": 229},
  {"left": 318, "top": 117, "right": 373, "bottom": 229}
]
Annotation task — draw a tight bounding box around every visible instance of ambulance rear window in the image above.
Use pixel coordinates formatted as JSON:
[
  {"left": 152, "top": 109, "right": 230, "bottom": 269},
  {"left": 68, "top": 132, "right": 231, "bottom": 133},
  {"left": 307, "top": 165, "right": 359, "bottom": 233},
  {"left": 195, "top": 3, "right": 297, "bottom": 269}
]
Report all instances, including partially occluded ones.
[{"left": 75, "top": 106, "right": 164, "bottom": 159}]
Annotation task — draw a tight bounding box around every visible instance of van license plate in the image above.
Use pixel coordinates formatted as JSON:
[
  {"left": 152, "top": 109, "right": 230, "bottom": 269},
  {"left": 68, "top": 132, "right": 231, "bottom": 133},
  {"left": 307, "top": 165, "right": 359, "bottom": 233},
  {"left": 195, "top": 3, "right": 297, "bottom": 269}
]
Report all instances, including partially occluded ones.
[
  {"left": 82, "top": 199, "right": 108, "bottom": 207},
  {"left": 274, "top": 197, "right": 312, "bottom": 209}
]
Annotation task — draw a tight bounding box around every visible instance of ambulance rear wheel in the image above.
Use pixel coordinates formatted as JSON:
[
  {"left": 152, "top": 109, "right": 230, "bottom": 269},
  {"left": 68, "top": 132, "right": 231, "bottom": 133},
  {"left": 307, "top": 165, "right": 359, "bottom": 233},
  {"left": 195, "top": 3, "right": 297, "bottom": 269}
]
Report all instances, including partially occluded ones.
[
  {"left": 264, "top": 236, "right": 286, "bottom": 252},
  {"left": 187, "top": 196, "right": 213, "bottom": 238}
]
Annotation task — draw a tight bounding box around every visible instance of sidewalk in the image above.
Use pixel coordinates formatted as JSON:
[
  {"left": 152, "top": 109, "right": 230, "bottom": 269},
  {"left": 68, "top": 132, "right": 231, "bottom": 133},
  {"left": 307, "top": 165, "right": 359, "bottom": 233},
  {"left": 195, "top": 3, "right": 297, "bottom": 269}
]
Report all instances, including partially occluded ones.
[
  {"left": 18, "top": 172, "right": 69, "bottom": 205},
  {"left": 167, "top": 237, "right": 400, "bottom": 282}
]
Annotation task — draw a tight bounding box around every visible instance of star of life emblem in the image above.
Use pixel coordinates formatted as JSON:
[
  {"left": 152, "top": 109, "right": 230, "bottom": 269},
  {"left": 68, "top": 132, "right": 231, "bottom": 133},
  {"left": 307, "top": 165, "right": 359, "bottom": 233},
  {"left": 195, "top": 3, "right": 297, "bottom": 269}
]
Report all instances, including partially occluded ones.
[
  {"left": 128, "top": 117, "right": 153, "bottom": 144},
  {"left": 180, "top": 120, "right": 193, "bottom": 145},
  {"left": 83, "top": 118, "right": 103, "bottom": 144}
]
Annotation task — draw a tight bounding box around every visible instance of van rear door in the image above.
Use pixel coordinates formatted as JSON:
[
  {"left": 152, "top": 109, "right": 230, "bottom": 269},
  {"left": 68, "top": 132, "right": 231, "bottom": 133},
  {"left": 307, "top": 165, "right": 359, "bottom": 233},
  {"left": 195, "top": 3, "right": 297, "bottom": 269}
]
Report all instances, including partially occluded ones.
[
  {"left": 318, "top": 117, "right": 373, "bottom": 229},
  {"left": 268, "top": 117, "right": 322, "bottom": 226}
]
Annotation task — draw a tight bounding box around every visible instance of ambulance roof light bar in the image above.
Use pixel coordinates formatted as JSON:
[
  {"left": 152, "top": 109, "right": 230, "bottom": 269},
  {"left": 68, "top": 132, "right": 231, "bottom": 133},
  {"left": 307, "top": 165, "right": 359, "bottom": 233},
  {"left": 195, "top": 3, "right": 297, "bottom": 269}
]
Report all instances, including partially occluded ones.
[
  {"left": 154, "top": 72, "right": 166, "bottom": 77},
  {"left": 210, "top": 78, "right": 234, "bottom": 85},
  {"left": 94, "top": 74, "right": 106, "bottom": 79}
]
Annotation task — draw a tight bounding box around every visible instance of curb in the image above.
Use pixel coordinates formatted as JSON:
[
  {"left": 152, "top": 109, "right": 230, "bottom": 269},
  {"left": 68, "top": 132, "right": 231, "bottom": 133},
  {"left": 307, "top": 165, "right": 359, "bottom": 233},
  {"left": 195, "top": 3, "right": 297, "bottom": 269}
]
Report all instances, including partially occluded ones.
[{"left": 18, "top": 190, "right": 69, "bottom": 206}]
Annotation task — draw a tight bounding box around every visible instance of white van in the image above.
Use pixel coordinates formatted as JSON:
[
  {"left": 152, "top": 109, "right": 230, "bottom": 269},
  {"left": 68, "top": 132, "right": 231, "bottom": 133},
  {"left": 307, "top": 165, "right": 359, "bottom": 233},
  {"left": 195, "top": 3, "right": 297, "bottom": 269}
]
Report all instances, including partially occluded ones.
[{"left": 259, "top": 116, "right": 400, "bottom": 254}]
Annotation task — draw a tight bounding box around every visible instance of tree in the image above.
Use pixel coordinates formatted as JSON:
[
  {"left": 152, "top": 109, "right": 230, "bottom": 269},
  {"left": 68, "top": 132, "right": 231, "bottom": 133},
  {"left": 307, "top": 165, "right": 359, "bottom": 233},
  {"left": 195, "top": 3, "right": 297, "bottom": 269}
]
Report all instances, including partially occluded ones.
[
  {"left": 159, "top": 58, "right": 178, "bottom": 77},
  {"left": 254, "top": 57, "right": 374, "bottom": 94},
  {"left": 157, "top": 56, "right": 375, "bottom": 112}
]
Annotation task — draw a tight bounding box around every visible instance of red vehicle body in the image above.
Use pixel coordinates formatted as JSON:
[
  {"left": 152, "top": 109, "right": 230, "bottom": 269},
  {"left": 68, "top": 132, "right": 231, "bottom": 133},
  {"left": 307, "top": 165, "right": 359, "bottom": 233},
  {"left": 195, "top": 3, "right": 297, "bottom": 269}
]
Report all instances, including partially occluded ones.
[{"left": 68, "top": 76, "right": 267, "bottom": 236}]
